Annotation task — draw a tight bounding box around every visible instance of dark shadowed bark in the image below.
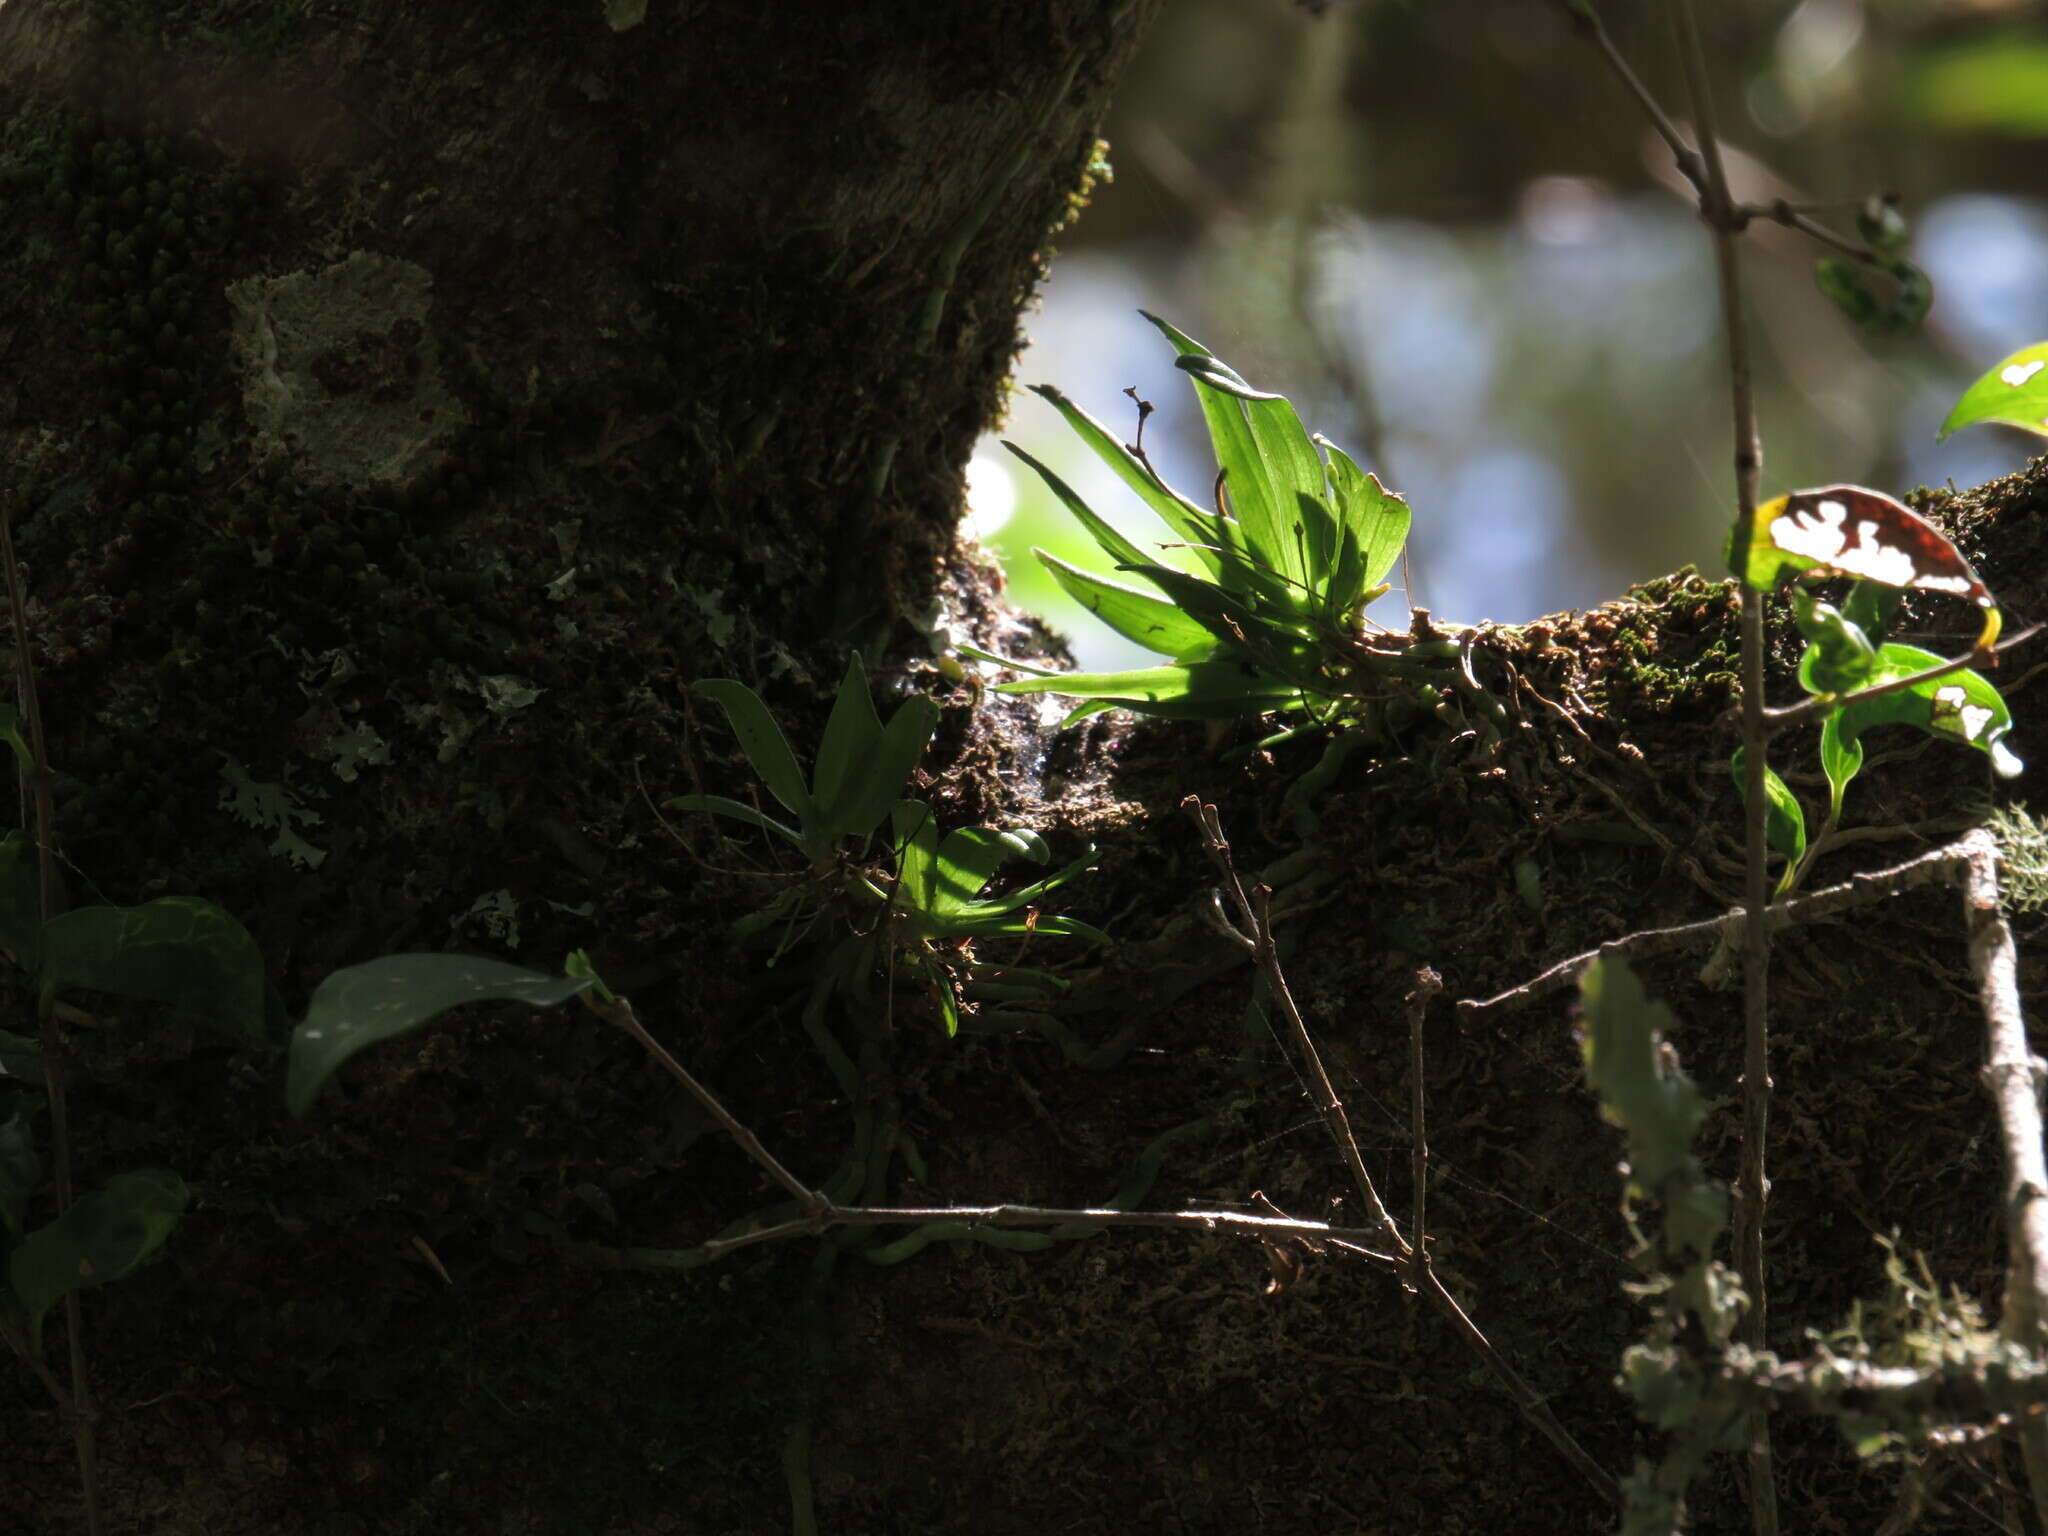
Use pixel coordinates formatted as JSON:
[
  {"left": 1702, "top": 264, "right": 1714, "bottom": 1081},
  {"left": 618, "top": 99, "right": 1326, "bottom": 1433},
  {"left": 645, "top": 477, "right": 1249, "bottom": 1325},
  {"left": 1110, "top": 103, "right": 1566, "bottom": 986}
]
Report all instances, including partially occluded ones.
[{"left": 4, "top": 3, "right": 2046, "bottom": 1533}]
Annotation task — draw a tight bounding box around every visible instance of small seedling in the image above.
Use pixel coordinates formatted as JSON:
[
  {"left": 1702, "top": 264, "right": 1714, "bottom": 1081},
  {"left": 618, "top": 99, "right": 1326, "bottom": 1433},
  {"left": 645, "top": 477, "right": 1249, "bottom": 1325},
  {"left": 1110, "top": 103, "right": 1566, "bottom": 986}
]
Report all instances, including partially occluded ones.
[{"left": 1726, "top": 486, "right": 2020, "bottom": 892}]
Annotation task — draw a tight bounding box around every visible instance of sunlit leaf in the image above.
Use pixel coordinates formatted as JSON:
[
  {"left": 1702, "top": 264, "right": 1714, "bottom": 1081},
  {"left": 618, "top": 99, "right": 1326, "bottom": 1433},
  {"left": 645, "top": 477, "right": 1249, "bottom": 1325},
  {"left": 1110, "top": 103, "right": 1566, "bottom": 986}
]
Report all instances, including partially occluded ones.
[
  {"left": 1003, "top": 440, "right": 1155, "bottom": 573},
  {"left": 1024, "top": 385, "right": 1223, "bottom": 579},
  {"left": 38, "top": 897, "right": 264, "bottom": 1041},
  {"left": 1321, "top": 438, "right": 1410, "bottom": 597},
  {"left": 889, "top": 802, "right": 941, "bottom": 915},
  {"left": 1731, "top": 749, "right": 1806, "bottom": 893},
  {"left": 1145, "top": 311, "right": 1325, "bottom": 593},
  {"left": 1732, "top": 486, "right": 1999, "bottom": 651},
  {"left": 1833, "top": 643, "right": 2023, "bottom": 781},
  {"left": 1941, "top": 341, "right": 2048, "bottom": 441},
  {"left": 8, "top": 1169, "right": 186, "bottom": 1351},
  {"left": 1818, "top": 711, "right": 1864, "bottom": 822},
  {"left": 1792, "top": 594, "right": 1879, "bottom": 696},
  {"left": 287, "top": 955, "right": 594, "bottom": 1117},
  {"left": 995, "top": 659, "right": 1306, "bottom": 718},
  {"left": 1033, "top": 550, "right": 1218, "bottom": 661}
]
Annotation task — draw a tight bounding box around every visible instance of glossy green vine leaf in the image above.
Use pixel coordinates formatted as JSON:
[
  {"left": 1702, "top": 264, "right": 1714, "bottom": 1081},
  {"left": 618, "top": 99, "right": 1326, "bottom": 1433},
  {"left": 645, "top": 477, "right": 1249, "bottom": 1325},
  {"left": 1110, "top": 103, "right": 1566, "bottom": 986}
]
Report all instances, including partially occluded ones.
[
  {"left": 288, "top": 955, "right": 594, "bottom": 1116},
  {"left": 38, "top": 897, "right": 264, "bottom": 1041},
  {"left": 1831, "top": 643, "right": 2023, "bottom": 787},
  {"left": 1731, "top": 749, "right": 1806, "bottom": 893},
  {"left": 1792, "top": 594, "right": 1879, "bottom": 696},
  {"left": 8, "top": 1169, "right": 186, "bottom": 1352},
  {"left": 1941, "top": 341, "right": 2048, "bottom": 441}
]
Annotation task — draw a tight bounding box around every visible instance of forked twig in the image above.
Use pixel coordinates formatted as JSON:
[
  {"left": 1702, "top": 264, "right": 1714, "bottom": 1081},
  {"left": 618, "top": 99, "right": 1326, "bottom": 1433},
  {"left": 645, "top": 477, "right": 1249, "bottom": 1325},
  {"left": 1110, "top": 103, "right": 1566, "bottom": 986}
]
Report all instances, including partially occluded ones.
[
  {"left": 1179, "top": 796, "right": 1620, "bottom": 1507},
  {"left": 1457, "top": 837, "right": 1982, "bottom": 1020}
]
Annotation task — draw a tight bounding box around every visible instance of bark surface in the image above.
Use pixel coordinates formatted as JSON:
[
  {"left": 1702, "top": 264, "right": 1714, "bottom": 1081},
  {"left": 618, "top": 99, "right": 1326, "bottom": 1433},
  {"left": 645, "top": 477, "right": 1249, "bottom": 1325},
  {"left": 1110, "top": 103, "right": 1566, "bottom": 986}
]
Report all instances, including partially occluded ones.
[{"left": 2, "top": 3, "right": 2045, "bottom": 1534}]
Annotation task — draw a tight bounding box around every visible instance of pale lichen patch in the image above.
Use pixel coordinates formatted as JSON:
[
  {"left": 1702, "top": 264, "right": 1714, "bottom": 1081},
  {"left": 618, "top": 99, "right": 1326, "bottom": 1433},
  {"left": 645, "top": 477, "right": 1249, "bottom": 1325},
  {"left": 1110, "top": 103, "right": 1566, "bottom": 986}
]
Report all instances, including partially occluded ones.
[{"left": 226, "top": 250, "right": 469, "bottom": 487}]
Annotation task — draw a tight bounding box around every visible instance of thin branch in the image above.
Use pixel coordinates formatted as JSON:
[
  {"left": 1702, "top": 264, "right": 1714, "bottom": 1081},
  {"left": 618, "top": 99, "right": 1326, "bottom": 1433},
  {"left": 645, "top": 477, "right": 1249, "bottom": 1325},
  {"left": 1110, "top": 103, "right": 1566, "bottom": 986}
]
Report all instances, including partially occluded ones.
[
  {"left": 1555, "top": 1, "right": 1700, "bottom": 191},
  {"left": 557, "top": 1201, "right": 1410, "bottom": 1272},
  {"left": 1956, "top": 828, "right": 2048, "bottom": 1528},
  {"left": 1180, "top": 796, "right": 1619, "bottom": 1509},
  {"left": 1182, "top": 796, "right": 1408, "bottom": 1258},
  {"left": 1406, "top": 968, "right": 1440, "bottom": 1289},
  {"left": 586, "top": 992, "right": 820, "bottom": 1211},
  {"left": 0, "top": 494, "right": 101, "bottom": 1536},
  {"left": 1457, "top": 836, "right": 1977, "bottom": 1020},
  {"left": 1671, "top": 3, "right": 1778, "bottom": 1524}
]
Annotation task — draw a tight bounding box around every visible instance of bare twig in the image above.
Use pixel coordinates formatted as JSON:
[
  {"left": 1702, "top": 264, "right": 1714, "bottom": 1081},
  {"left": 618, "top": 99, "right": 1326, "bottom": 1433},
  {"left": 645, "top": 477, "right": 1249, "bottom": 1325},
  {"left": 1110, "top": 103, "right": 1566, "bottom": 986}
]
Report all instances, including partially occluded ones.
[
  {"left": 1457, "top": 836, "right": 1978, "bottom": 1020},
  {"left": 585, "top": 991, "right": 820, "bottom": 1211},
  {"left": 1179, "top": 796, "right": 1620, "bottom": 1508},
  {"left": 1956, "top": 829, "right": 2048, "bottom": 1527},
  {"left": 1182, "top": 796, "right": 1408, "bottom": 1256},
  {"left": 0, "top": 495, "right": 101, "bottom": 1536},
  {"left": 1406, "top": 968, "right": 1440, "bottom": 1288},
  {"left": 1670, "top": 4, "right": 1779, "bottom": 1524}
]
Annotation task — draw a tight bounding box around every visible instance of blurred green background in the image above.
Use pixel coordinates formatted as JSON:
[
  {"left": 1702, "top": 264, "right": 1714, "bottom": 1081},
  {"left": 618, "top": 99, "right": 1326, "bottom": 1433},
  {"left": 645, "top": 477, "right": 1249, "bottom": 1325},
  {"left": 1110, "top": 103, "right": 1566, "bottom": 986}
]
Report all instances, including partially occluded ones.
[{"left": 969, "top": 0, "right": 2048, "bottom": 670}]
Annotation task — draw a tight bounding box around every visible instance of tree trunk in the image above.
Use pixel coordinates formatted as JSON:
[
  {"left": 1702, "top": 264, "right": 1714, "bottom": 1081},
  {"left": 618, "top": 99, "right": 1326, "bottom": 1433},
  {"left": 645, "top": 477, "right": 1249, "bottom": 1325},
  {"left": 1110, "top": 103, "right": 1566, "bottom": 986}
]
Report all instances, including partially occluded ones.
[{"left": 4, "top": 3, "right": 2044, "bottom": 1534}]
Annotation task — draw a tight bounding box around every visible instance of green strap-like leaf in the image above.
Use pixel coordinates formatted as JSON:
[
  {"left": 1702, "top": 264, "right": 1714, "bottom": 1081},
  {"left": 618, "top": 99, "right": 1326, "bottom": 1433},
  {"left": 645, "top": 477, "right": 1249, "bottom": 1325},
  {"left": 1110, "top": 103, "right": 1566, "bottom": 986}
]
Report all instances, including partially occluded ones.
[
  {"left": 822, "top": 693, "right": 940, "bottom": 843},
  {"left": 1002, "top": 441, "right": 1153, "bottom": 571},
  {"left": 9, "top": 1169, "right": 187, "bottom": 1352},
  {"left": 1320, "top": 438, "right": 1412, "bottom": 592},
  {"left": 995, "top": 659, "right": 1306, "bottom": 718},
  {"left": 1124, "top": 563, "right": 1319, "bottom": 678},
  {"left": 1941, "top": 340, "right": 2048, "bottom": 441},
  {"left": 287, "top": 955, "right": 594, "bottom": 1117},
  {"left": 692, "top": 679, "right": 814, "bottom": 822},
  {"left": 1027, "top": 385, "right": 1224, "bottom": 578},
  {"left": 888, "top": 801, "right": 940, "bottom": 915},
  {"left": 1034, "top": 550, "right": 1218, "bottom": 662},
  {"left": 1147, "top": 312, "right": 1329, "bottom": 597},
  {"left": 812, "top": 654, "right": 885, "bottom": 830},
  {"left": 666, "top": 794, "right": 805, "bottom": 849},
  {"left": 926, "top": 825, "right": 1042, "bottom": 916},
  {"left": 38, "top": 896, "right": 264, "bottom": 1041}
]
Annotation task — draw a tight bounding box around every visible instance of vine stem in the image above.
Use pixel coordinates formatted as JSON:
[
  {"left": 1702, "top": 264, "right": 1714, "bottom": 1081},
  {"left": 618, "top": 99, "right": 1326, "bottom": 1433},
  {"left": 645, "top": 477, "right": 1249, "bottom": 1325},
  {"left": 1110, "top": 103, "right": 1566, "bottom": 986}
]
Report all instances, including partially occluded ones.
[
  {"left": 0, "top": 496, "right": 102, "bottom": 1536},
  {"left": 1672, "top": 5, "right": 1777, "bottom": 1531}
]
